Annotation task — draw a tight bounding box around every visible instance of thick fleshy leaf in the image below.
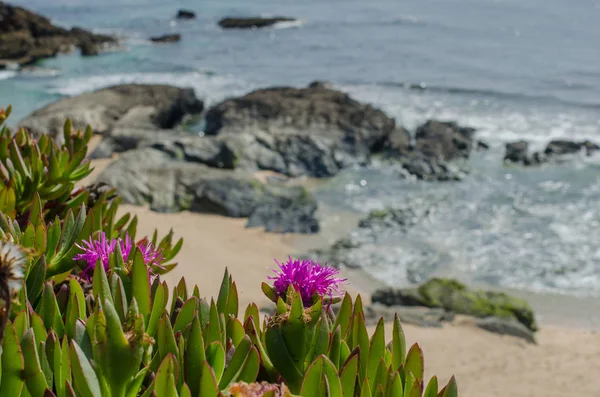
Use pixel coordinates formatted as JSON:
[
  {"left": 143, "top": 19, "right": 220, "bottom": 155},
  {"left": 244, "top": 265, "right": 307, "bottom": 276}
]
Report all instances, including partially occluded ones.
[
  {"left": 205, "top": 342, "right": 225, "bottom": 383},
  {"left": 391, "top": 314, "right": 406, "bottom": 372},
  {"left": 440, "top": 376, "right": 458, "bottom": 397},
  {"left": 423, "top": 376, "right": 438, "bottom": 397},
  {"left": 218, "top": 335, "right": 253, "bottom": 389},
  {"left": 132, "top": 248, "right": 151, "bottom": 324},
  {"left": 334, "top": 293, "right": 353, "bottom": 339},
  {"left": 185, "top": 315, "right": 205, "bottom": 396},
  {"left": 158, "top": 315, "right": 179, "bottom": 362},
  {"left": 21, "top": 329, "right": 49, "bottom": 396},
  {"left": 70, "top": 341, "right": 101, "bottom": 397},
  {"left": 199, "top": 361, "right": 219, "bottom": 397},
  {"left": 339, "top": 350, "right": 358, "bottom": 397},
  {"left": 173, "top": 298, "right": 198, "bottom": 334},
  {"left": 0, "top": 322, "right": 25, "bottom": 396},
  {"left": 368, "top": 318, "right": 385, "bottom": 386},
  {"left": 265, "top": 327, "right": 303, "bottom": 393},
  {"left": 155, "top": 354, "right": 180, "bottom": 397},
  {"left": 404, "top": 344, "right": 424, "bottom": 382},
  {"left": 147, "top": 281, "right": 168, "bottom": 337}
]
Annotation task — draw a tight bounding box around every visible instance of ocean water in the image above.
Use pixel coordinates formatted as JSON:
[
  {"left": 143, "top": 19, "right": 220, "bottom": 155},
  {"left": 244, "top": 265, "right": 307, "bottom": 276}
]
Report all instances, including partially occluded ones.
[{"left": 3, "top": 0, "right": 600, "bottom": 306}]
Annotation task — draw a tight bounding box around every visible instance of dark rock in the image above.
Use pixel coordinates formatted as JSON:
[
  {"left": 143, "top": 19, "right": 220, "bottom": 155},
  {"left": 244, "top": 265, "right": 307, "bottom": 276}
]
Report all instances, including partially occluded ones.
[
  {"left": 382, "top": 127, "right": 411, "bottom": 156},
  {"left": 176, "top": 9, "right": 196, "bottom": 20},
  {"left": 415, "top": 120, "right": 476, "bottom": 161},
  {"left": 150, "top": 34, "right": 181, "bottom": 43},
  {"left": 504, "top": 140, "right": 534, "bottom": 165},
  {"left": 474, "top": 317, "right": 536, "bottom": 344},
  {"left": 0, "top": 3, "right": 116, "bottom": 67},
  {"left": 372, "top": 278, "right": 537, "bottom": 331},
  {"left": 505, "top": 139, "right": 600, "bottom": 167},
  {"left": 218, "top": 17, "right": 296, "bottom": 29},
  {"left": 20, "top": 84, "right": 204, "bottom": 142},
  {"left": 204, "top": 84, "right": 395, "bottom": 177},
  {"left": 364, "top": 304, "right": 455, "bottom": 327},
  {"left": 97, "top": 148, "right": 320, "bottom": 233},
  {"left": 476, "top": 140, "right": 490, "bottom": 151}
]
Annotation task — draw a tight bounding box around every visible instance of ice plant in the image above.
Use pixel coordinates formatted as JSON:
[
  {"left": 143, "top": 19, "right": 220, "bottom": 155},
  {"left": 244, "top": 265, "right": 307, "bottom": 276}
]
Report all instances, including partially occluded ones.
[
  {"left": 269, "top": 257, "right": 346, "bottom": 306},
  {"left": 137, "top": 237, "right": 165, "bottom": 272},
  {"left": 74, "top": 232, "right": 132, "bottom": 279}
]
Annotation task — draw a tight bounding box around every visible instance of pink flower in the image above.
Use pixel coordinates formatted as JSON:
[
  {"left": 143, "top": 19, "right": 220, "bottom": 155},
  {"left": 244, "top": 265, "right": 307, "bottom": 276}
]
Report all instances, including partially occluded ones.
[
  {"left": 74, "top": 233, "right": 165, "bottom": 280},
  {"left": 269, "top": 257, "right": 346, "bottom": 306},
  {"left": 74, "top": 232, "right": 132, "bottom": 280},
  {"left": 137, "top": 238, "right": 166, "bottom": 274}
]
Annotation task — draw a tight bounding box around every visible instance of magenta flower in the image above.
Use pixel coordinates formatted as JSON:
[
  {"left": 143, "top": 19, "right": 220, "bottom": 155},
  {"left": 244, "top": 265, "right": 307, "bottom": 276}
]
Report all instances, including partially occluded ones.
[
  {"left": 269, "top": 257, "right": 346, "bottom": 306},
  {"left": 137, "top": 238, "right": 166, "bottom": 273},
  {"left": 74, "top": 232, "right": 132, "bottom": 280}
]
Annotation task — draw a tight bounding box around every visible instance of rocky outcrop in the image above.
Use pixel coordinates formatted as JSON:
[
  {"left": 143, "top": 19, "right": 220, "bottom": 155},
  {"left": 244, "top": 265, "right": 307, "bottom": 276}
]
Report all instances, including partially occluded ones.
[
  {"left": 364, "top": 304, "right": 455, "bottom": 328},
  {"left": 473, "top": 317, "right": 536, "bottom": 344},
  {"left": 0, "top": 2, "right": 116, "bottom": 67},
  {"left": 358, "top": 207, "right": 429, "bottom": 229},
  {"left": 149, "top": 34, "right": 181, "bottom": 43},
  {"left": 504, "top": 139, "right": 599, "bottom": 166},
  {"left": 204, "top": 84, "right": 395, "bottom": 177},
  {"left": 97, "top": 148, "right": 319, "bottom": 233},
  {"left": 385, "top": 120, "right": 476, "bottom": 181},
  {"left": 20, "top": 84, "right": 204, "bottom": 143},
  {"left": 176, "top": 9, "right": 196, "bottom": 20},
  {"left": 372, "top": 278, "right": 537, "bottom": 331},
  {"left": 218, "top": 17, "right": 296, "bottom": 29}
]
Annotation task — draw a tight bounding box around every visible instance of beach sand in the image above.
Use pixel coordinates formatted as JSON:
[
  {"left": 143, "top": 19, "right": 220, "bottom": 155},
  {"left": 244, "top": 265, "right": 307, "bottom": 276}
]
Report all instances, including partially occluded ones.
[{"left": 85, "top": 154, "right": 600, "bottom": 397}]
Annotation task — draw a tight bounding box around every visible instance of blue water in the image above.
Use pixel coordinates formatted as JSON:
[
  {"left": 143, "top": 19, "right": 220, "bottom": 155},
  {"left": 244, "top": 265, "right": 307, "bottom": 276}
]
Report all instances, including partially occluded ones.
[{"left": 3, "top": 0, "right": 600, "bottom": 299}]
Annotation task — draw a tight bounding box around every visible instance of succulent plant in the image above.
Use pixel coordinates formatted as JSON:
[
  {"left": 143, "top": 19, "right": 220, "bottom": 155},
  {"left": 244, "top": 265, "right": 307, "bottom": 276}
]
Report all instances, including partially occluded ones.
[{"left": 0, "top": 109, "right": 458, "bottom": 396}]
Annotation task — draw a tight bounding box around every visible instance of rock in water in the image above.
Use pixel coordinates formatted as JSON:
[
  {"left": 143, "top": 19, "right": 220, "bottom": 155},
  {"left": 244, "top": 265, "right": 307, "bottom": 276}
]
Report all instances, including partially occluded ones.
[
  {"left": 0, "top": 2, "right": 116, "bottom": 67},
  {"left": 218, "top": 17, "right": 296, "bottom": 29},
  {"left": 97, "top": 148, "right": 320, "bottom": 234},
  {"left": 149, "top": 34, "right": 181, "bottom": 43},
  {"left": 204, "top": 83, "right": 396, "bottom": 177},
  {"left": 415, "top": 120, "right": 476, "bottom": 161},
  {"left": 176, "top": 9, "right": 196, "bottom": 20},
  {"left": 504, "top": 139, "right": 600, "bottom": 166},
  {"left": 19, "top": 84, "right": 204, "bottom": 143},
  {"left": 372, "top": 278, "right": 537, "bottom": 331}
]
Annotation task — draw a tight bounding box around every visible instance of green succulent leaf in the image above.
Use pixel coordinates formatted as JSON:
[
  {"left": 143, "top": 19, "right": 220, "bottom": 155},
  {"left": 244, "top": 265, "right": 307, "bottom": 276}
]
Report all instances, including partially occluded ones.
[
  {"left": 423, "top": 376, "right": 438, "bottom": 397},
  {"left": 404, "top": 344, "right": 424, "bottom": 383},
  {"left": 391, "top": 314, "right": 406, "bottom": 372},
  {"left": 70, "top": 341, "right": 102, "bottom": 397},
  {"left": 132, "top": 248, "right": 151, "bottom": 325},
  {"left": 0, "top": 322, "right": 25, "bottom": 396},
  {"left": 21, "top": 329, "right": 49, "bottom": 396},
  {"left": 205, "top": 342, "right": 225, "bottom": 383}
]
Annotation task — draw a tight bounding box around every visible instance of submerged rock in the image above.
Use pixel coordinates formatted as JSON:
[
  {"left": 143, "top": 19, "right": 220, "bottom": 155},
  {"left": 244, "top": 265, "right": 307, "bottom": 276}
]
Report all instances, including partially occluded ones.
[
  {"left": 176, "top": 9, "right": 196, "bottom": 20},
  {"left": 218, "top": 17, "right": 296, "bottom": 29},
  {"left": 0, "top": 2, "right": 116, "bottom": 67},
  {"left": 20, "top": 84, "right": 204, "bottom": 143},
  {"left": 504, "top": 139, "right": 599, "bottom": 166},
  {"left": 97, "top": 148, "right": 319, "bottom": 234},
  {"left": 372, "top": 278, "right": 537, "bottom": 331},
  {"left": 149, "top": 34, "right": 181, "bottom": 43},
  {"left": 358, "top": 207, "right": 426, "bottom": 229}
]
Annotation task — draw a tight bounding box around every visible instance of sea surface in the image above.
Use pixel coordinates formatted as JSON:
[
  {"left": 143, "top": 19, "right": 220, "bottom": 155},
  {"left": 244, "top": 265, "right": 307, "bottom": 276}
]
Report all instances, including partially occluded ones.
[{"left": 3, "top": 0, "right": 600, "bottom": 324}]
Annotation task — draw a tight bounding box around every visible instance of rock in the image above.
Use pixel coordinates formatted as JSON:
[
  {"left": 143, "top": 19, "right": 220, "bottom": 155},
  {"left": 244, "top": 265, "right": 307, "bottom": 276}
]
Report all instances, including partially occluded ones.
[
  {"left": 504, "top": 139, "right": 600, "bottom": 167},
  {"left": 204, "top": 84, "right": 395, "bottom": 177},
  {"left": 415, "top": 120, "right": 476, "bottom": 161},
  {"left": 476, "top": 140, "right": 490, "bottom": 151},
  {"left": 150, "top": 34, "right": 181, "bottom": 43},
  {"left": 218, "top": 17, "right": 296, "bottom": 29},
  {"left": 20, "top": 84, "right": 204, "bottom": 142},
  {"left": 0, "top": 3, "right": 116, "bottom": 67},
  {"left": 474, "top": 317, "right": 536, "bottom": 344},
  {"left": 383, "top": 120, "right": 476, "bottom": 181},
  {"left": 358, "top": 207, "right": 424, "bottom": 229},
  {"left": 176, "top": 9, "right": 196, "bottom": 19},
  {"left": 371, "top": 278, "right": 537, "bottom": 331},
  {"left": 504, "top": 140, "right": 531, "bottom": 165},
  {"left": 97, "top": 148, "right": 320, "bottom": 233}
]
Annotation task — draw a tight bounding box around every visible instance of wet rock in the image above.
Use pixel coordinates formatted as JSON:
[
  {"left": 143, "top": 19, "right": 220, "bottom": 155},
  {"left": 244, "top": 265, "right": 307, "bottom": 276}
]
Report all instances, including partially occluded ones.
[
  {"left": 364, "top": 304, "right": 454, "bottom": 327},
  {"left": 20, "top": 84, "right": 204, "bottom": 143},
  {"left": 97, "top": 148, "right": 320, "bottom": 233},
  {"left": 0, "top": 3, "right": 116, "bottom": 67},
  {"left": 149, "top": 34, "right": 181, "bottom": 43},
  {"left": 218, "top": 17, "right": 296, "bottom": 29},
  {"left": 415, "top": 120, "right": 476, "bottom": 161},
  {"left": 474, "top": 317, "right": 536, "bottom": 344},
  {"left": 372, "top": 278, "right": 537, "bottom": 331},
  {"left": 358, "top": 207, "right": 425, "bottom": 229},
  {"left": 504, "top": 140, "right": 533, "bottom": 165},
  {"left": 504, "top": 139, "right": 600, "bottom": 166},
  {"left": 176, "top": 9, "right": 196, "bottom": 20},
  {"left": 476, "top": 140, "right": 490, "bottom": 151},
  {"left": 204, "top": 83, "right": 395, "bottom": 177}
]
